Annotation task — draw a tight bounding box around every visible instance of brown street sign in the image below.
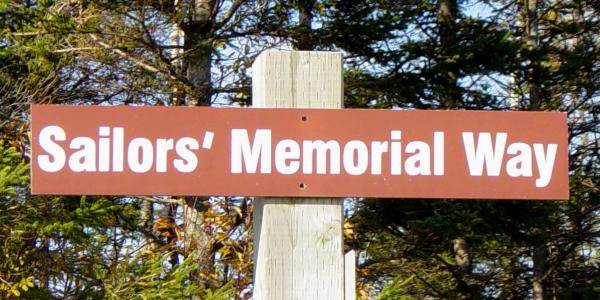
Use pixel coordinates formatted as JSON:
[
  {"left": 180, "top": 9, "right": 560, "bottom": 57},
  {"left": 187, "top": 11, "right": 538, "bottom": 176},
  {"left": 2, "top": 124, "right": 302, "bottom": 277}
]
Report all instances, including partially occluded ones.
[{"left": 30, "top": 105, "right": 569, "bottom": 199}]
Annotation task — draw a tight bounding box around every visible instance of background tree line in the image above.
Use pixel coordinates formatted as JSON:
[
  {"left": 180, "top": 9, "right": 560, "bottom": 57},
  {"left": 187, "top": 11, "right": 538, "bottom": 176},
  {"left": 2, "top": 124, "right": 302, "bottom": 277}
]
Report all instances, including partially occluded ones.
[{"left": 0, "top": 0, "right": 598, "bottom": 299}]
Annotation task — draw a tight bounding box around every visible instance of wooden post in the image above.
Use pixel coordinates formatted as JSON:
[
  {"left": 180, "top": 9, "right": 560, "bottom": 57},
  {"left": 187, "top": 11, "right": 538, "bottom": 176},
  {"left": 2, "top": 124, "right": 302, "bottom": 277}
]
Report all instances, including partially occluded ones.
[
  {"left": 252, "top": 50, "right": 345, "bottom": 299},
  {"left": 344, "top": 250, "right": 356, "bottom": 300}
]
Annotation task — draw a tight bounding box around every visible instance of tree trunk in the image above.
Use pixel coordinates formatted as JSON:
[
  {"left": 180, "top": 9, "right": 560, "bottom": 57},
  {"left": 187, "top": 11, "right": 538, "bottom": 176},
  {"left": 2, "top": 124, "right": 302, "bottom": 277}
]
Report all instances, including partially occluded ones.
[
  {"left": 438, "top": 1, "right": 471, "bottom": 294},
  {"left": 524, "top": 0, "right": 541, "bottom": 110},
  {"left": 437, "top": 0, "right": 456, "bottom": 43},
  {"left": 184, "top": 29, "right": 212, "bottom": 106},
  {"left": 178, "top": 0, "right": 216, "bottom": 292},
  {"left": 532, "top": 244, "right": 547, "bottom": 300},
  {"left": 183, "top": 196, "right": 210, "bottom": 257},
  {"left": 169, "top": 21, "right": 184, "bottom": 105},
  {"left": 453, "top": 237, "right": 476, "bottom": 297},
  {"left": 453, "top": 238, "right": 471, "bottom": 273},
  {"left": 436, "top": 0, "right": 461, "bottom": 108},
  {"left": 140, "top": 200, "right": 154, "bottom": 251},
  {"left": 524, "top": 2, "right": 546, "bottom": 296},
  {"left": 182, "top": 0, "right": 214, "bottom": 106},
  {"left": 294, "top": 0, "right": 315, "bottom": 50}
]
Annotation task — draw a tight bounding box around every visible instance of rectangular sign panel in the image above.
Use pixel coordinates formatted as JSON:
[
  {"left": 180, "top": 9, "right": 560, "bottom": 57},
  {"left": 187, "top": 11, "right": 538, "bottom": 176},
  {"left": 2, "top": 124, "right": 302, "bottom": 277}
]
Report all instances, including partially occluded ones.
[{"left": 30, "top": 105, "right": 568, "bottom": 199}]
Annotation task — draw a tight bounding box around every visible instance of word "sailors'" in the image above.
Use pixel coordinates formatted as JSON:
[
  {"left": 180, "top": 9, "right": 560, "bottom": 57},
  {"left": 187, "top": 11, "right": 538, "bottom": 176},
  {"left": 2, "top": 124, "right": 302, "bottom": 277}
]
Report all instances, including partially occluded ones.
[{"left": 37, "top": 125, "right": 213, "bottom": 174}]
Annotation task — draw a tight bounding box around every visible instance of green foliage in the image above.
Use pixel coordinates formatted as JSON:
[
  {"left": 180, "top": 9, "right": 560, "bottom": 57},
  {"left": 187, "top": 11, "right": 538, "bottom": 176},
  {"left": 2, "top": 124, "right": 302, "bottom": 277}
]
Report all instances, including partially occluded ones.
[
  {"left": 0, "top": 0, "right": 68, "bottom": 78},
  {"left": 0, "top": 143, "right": 142, "bottom": 298},
  {"left": 104, "top": 251, "right": 235, "bottom": 300},
  {"left": 0, "top": 143, "right": 234, "bottom": 298},
  {"left": 339, "top": 0, "right": 599, "bottom": 298},
  {"left": 0, "top": 142, "right": 27, "bottom": 197},
  {"left": 377, "top": 275, "right": 416, "bottom": 300},
  {"left": 0, "top": 141, "right": 31, "bottom": 298}
]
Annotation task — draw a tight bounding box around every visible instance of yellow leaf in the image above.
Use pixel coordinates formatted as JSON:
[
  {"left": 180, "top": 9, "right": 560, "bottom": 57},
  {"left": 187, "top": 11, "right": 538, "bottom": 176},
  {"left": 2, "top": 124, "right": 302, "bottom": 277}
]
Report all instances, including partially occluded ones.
[
  {"left": 219, "top": 246, "right": 231, "bottom": 256},
  {"left": 582, "top": 178, "right": 597, "bottom": 189},
  {"left": 232, "top": 207, "right": 243, "bottom": 217}
]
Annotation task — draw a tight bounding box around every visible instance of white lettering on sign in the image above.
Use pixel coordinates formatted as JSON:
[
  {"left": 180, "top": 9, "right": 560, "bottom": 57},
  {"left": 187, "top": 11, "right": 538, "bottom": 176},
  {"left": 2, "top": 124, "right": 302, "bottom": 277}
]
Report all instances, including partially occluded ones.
[
  {"left": 36, "top": 125, "right": 560, "bottom": 189},
  {"left": 462, "top": 132, "right": 557, "bottom": 187},
  {"left": 230, "top": 129, "right": 271, "bottom": 174},
  {"left": 68, "top": 136, "right": 96, "bottom": 172},
  {"left": 275, "top": 139, "right": 300, "bottom": 175},
  {"left": 230, "top": 129, "right": 445, "bottom": 177},
  {"left": 303, "top": 140, "right": 341, "bottom": 174},
  {"left": 37, "top": 125, "right": 209, "bottom": 174},
  {"left": 174, "top": 138, "right": 200, "bottom": 173},
  {"left": 38, "top": 125, "right": 66, "bottom": 172}
]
